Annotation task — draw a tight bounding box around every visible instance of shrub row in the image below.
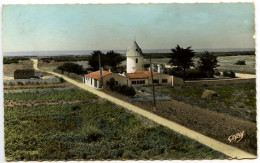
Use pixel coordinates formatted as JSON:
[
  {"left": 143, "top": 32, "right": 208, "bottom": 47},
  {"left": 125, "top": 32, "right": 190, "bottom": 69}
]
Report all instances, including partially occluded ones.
[
  {"left": 168, "top": 68, "right": 208, "bottom": 79},
  {"left": 106, "top": 78, "right": 136, "bottom": 97},
  {"left": 223, "top": 71, "right": 236, "bottom": 78}
]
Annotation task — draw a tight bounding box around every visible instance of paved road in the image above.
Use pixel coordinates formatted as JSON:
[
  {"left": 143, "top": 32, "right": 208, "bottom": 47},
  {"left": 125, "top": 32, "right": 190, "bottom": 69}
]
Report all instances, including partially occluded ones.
[{"left": 31, "top": 59, "right": 256, "bottom": 159}]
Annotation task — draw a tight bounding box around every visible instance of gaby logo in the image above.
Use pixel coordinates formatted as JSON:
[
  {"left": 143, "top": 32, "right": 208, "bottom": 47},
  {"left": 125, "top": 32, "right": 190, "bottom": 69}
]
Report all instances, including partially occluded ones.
[{"left": 228, "top": 131, "right": 245, "bottom": 143}]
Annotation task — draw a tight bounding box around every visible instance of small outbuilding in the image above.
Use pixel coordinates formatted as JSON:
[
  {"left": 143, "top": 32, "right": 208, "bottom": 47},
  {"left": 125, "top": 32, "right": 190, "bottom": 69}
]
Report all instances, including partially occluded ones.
[
  {"left": 84, "top": 70, "right": 128, "bottom": 89},
  {"left": 14, "top": 69, "right": 35, "bottom": 79}
]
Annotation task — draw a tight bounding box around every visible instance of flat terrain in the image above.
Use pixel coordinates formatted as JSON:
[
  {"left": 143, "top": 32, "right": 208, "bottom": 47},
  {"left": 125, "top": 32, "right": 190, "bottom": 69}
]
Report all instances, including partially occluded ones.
[
  {"left": 3, "top": 60, "right": 34, "bottom": 74},
  {"left": 38, "top": 61, "right": 65, "bottom": 71},
  {"left": 144, "top": 55, "right": 255, "bottom": 74},
  {"left": 103, "top": 84, "right": 257, "bottom": 155},
  {"left": 4, "top": 84, "right": 227, "bottom": 161},
  {"left": 157, "top": 84, "right": 256, "bottom": 122}
]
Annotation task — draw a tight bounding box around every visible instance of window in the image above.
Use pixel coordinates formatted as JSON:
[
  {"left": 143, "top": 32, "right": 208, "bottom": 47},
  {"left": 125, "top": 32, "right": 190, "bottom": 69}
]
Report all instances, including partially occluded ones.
[
  {"left": 162, "top": 79, "right": 168, "bottom": 83},
  {"left": 137, "top": 81, "right": 140, "bottom": 84},
  {"left": 140, "top": 80, "right": 145, "bottom": 84},
  {"left": 131, "top": 81, "right": 137, "bottom": 84},
  {"left": 136, "top": 58, "right": 138, "bottom": 63},
  {"left": 153, "top": 79, "right": 159, "bottom": 84}
]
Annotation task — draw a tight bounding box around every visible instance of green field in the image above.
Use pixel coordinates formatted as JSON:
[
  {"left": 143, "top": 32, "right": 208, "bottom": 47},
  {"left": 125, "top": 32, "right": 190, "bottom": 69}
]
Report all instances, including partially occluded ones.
[
  {"left": 157, "top": 84, "right": 256, "bottom": 122},
  {"left": 4, "top": 88, "right": 227, "bottom": 161}
]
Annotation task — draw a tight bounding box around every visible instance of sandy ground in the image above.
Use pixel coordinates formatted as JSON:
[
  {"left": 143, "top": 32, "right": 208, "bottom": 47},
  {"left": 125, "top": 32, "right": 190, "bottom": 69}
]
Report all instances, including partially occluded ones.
[
  {"left": 235, "top": 73, "right": 256, "bottom": 79},
  {"left": 3, "top": 60, "right": 34, "bottom": 74}
]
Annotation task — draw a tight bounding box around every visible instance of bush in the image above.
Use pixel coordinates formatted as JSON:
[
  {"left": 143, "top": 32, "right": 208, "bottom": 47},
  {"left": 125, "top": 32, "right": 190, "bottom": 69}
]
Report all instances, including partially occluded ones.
[
  {"left": 106, "top": 78, "right": 116, "bottom": 91},
  {"left": 17, "top": 82, "right": 24, "bottom": 86},
  {"left": 57, "top": 62, "right": 85, "bottom": 75},
  {"left": 59, "top": 77, "right": 65, "bottom": 83},
  {"left": 235, "top": 60, "right": 246, "bottom": 65},
  {"left": 71, "top": 105, "right": 81, "bottom": 111},
  {"left": 223, "top": 71, "right": 236, "bottom": 78},
  {"left": 214, "top": 71, "right": 221, "bottom": 76},
  {"left": 169, "top": 68, "right": 208, "bottom": 79},
  {"left": 113, "top": 85, "right": 136, "bottom": 97}
]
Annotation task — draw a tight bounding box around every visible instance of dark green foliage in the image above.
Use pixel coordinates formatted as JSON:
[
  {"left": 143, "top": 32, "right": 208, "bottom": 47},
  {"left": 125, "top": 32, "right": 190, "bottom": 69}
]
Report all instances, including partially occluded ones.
[
  {"left": 106, "top": 51, "right": 126, "bottom": 70},
  {"left": 235, "top": 60, "right": 246, "bottom": 65},
  {"left": 4, "top": 89, "right": 228, "bottom": 161},
  {"left": 113, "top": 85, "right": 136, "bottom": 97},
  {"left": 168, "top": 68, "right": 207, "bottom": 79},
  {"left": 141, "top": 127, "right": 173, "bottom": 151},
  {"left": 197, "top": 51, "right": 219, "bottom": 78},
  {"left": 3, "top": 57, "right": 30, "bottom": 64},
  {"left": 214, "top": 71, "right": 221, "bottom": 76},
  {"left": 223, "top": 71, "right": 236, "bottom": 78},
  {"left": 4, "top": 89, "right": 97, "bottom": 102},
  {"left": 71, "top": 105, "right": 81, "bottom": 111},
  {"left": 57, "top": 62, "right": 85, "bottom": 75},
  {"left": 143, "top": 53, "right": 172, "bottom": 59},
  {"left": 119, "top": 113, "right": 131, "bottom": 125},
  {"left": 107, "top": 78, "right": 116, "bottom": 91},
  {"left": 97, "top": 120, "right": 118, "bottom": 137},
  {"left": 40, "top": 56, "right": 90, "bottom": 62},
  {"left": 107, "top": 78, "right": 136, "bottom": 97},
  {"left": 169, "top": 45, "right": 195, "bottom": 80},
  {"left": 88, "top": 50, "right": 126, "bottom": 71},
  {"left": 88, "top": 50, "right": 104, "bottom": 71},
  {"left": 59, "top": 77, "right": 65, "bottom": 83}
]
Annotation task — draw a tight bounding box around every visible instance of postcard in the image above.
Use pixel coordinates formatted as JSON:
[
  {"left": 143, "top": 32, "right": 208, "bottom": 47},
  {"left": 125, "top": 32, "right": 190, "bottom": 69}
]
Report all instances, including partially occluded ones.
[{"left": 1, "top": 1, "right": 257, "bottom": 161}]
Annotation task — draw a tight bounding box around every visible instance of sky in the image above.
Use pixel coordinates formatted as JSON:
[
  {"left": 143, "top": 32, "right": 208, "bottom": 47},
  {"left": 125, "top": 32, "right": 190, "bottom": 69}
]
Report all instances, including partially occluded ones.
[{"left": 2, "top": 3, "right": 255, "bottom": 52}]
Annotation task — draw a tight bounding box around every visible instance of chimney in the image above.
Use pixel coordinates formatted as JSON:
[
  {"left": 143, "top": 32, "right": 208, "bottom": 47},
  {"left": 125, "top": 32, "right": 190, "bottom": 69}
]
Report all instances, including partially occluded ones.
[{"left": 157, "top": 64, "right": 161, "bottom": 73}]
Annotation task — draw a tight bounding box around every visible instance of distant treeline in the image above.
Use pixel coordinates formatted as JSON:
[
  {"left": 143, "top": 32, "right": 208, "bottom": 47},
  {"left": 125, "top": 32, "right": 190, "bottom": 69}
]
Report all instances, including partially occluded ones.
[
  {"left": 143, "top": 51, "right": 255, "bottom": 59},
  {"left": 195, "top": 51, "right": 255, "bottom": 57},
  {"left": 3, "top": 57, "right": 30, "bottom": 64},
  {"left": 39, "top": 56, "right": 91, "bottom": 62}
]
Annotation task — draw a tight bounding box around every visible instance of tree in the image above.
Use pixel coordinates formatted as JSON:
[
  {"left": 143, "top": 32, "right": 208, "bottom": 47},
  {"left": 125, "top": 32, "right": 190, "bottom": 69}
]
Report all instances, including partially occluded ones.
[
  {"left": 106, "top": 51, "right": 126, "bottom": 70},
  {"left": 88, "top": 50, "right": 126, "bottom": 71},
  {"left": 88, "top": 50, "right": 105, "bottom": 71},
  {"left": 197, "top": 51, "right": 219, "bottom": 78},
  {"left": 107, "top": 77, "right": 116, "bottom": 91},
  {"left": 169, "top": 45, "right": 195, "bottom": 80},
  {"left": 57, "top": 62, "right": 84, "bottom": 74}
]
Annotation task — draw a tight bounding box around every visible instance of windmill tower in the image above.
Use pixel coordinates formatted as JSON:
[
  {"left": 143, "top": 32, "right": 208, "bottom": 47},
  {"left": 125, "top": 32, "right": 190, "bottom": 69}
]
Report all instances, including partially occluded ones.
[{"left": 126, "top": 41, "right": 144, "bottom": 73}]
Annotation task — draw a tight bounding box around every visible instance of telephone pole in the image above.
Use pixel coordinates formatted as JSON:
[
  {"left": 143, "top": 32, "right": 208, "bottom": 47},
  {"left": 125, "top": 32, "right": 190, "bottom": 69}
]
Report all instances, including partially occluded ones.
[
  {"left": 150, "top": 55, "right": 156, "bottom": 109},
  {"left": 99, "top": 52, "right": 103, "bottom": 88}
]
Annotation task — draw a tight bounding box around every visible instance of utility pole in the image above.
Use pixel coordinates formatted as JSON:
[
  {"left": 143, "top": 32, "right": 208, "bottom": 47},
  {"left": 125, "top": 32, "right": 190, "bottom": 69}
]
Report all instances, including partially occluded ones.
[
  {"left": 99, "top": 52, "right": 103, "bottom": 88},
  {"left": 150, "top": 55, "right": 156, "bottom": 109}
]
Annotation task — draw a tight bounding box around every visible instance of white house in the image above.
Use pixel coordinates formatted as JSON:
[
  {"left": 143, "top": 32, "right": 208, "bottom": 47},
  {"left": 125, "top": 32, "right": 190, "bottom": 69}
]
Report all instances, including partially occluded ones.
[
  {"left": 84, "top": 70, "right": 112, "bottom": 88},
  {"left": 126, "top": 41, "right": 144, "bottom": 73}
]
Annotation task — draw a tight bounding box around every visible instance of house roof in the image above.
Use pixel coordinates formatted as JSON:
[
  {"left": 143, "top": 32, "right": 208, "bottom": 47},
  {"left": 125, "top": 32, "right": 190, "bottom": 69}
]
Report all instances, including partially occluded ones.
[
  {"left": 126, "top": 70, "right": 157, "bottom": 79},
  {"left": 126, "top": 41, "right": 143, "bottom": 57},
  {"left": 14, "top": 69, "right": 35, "bottom": 73},
  {"left": 85, "top": 70, "right": 112, "bottom": 80}
]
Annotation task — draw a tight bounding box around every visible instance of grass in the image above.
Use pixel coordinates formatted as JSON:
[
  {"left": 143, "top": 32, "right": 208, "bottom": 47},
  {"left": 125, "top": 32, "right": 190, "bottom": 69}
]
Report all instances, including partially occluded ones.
[
  {"left": 158, "top": 84, "right": 256, "bottom": 122},
  {"left": 4, "top": 89, "right": 96, "bottom": 102},
  {"left": 4, "top": 88, "right": 228, "bottom": 160}
]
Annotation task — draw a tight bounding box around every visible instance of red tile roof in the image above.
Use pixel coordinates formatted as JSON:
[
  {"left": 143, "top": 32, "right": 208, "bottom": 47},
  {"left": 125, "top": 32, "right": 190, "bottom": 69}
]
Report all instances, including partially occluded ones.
[
  {"left": 126, "top": 70, "right": 157, "bottom": 79},
  {"left": 85, "top": 70, "right": 112, "bottom": 80}
]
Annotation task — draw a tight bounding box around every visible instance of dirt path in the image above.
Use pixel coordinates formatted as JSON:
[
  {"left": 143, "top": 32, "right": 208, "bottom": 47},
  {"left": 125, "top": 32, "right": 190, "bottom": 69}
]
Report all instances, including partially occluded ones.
[{"left": 31, "top": 59, "right": 256, "bottom": 159}]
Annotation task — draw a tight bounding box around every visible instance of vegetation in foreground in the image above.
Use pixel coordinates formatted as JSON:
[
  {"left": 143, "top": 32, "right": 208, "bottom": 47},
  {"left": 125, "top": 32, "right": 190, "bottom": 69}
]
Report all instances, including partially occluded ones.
[
  {"left": 4, "top": 88, "right": 227, "bottom": 161},
  {"left": 158, "top": 84, "right": 256, "bottom": 122}
]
